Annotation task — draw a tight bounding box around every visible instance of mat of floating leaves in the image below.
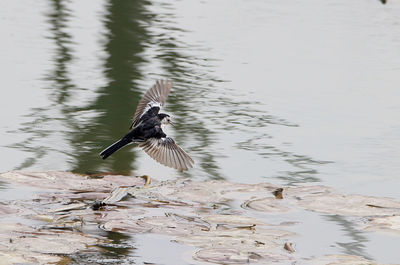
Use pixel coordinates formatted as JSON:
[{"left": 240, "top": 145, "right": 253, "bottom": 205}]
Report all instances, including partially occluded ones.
[{"left": 0, "top": 171, "right": 398, "bottom": 264}]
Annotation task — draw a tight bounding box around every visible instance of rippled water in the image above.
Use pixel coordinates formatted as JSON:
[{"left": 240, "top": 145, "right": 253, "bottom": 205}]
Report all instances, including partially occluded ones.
[{"left": 1, "top": 0, "right": 400, "bottom": 263}]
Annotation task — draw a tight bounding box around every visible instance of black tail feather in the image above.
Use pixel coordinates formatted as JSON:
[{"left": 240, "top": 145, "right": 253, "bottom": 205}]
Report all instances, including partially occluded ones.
[{"left": 100, "top": 138, "right": 131, "bottom": 159}]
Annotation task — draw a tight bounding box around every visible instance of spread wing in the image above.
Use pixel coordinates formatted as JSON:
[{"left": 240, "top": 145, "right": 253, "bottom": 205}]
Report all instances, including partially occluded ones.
[
  {"left": 138, "top": 137, "right": 194, "bottom": 171},
  {"left": 130, "top": 80, "right": 172, "bottom": 129}
]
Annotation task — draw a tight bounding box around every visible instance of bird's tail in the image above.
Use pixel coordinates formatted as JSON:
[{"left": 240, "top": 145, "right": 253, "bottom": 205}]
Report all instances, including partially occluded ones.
[{"left": 100, "top": 138, "right": 131, "bottom": 160}]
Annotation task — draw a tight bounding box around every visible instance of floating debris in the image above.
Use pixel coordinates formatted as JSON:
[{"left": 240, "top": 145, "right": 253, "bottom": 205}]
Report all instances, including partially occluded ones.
[
  {"left": 141, "top": 175, "right": 151, "bottom": 186},
  {"left": 0, "top": 171, "right": 397, "bottom": 264},
  {"left": 284, "top": 242, "right": 295, "bottom": 253},
  {"left": 273, "top": 188, "right": 284, "bottom": 199}
]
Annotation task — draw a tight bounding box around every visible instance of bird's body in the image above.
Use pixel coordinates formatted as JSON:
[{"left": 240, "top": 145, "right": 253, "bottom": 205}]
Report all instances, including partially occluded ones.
[
  {"left": 100, "top": 80, "right": 194, "bottom": 171},
  {"left": 127, "top": 109, "right": 168, "bottom": 142}
]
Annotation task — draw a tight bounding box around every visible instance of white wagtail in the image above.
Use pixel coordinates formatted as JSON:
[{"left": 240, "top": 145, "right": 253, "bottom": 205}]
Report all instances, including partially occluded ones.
[{"left": 100, "top": 80, "right": 194, "bottom": 171}]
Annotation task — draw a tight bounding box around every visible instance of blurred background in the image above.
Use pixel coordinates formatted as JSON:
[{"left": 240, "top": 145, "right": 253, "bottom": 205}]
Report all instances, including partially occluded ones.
[{"left": 0, "top": 0, "right": 400, "bottom": 262}]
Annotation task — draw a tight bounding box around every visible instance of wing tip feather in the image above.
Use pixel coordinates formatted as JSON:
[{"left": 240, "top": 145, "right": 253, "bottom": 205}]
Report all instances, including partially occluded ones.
[{"left": 140, "top": 137, "right": 193, "bottom": 171}]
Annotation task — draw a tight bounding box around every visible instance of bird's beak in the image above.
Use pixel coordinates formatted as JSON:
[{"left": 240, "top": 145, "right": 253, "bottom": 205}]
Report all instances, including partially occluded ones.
[{"left": 170, "top": 121, "right": 175, "bottom": 127}]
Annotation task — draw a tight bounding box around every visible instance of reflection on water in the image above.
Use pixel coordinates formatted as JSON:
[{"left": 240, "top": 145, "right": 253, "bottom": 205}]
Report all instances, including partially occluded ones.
[
  {"left": 11, "top": 0, "right": 76, "bottom": 170},
  {"left": 2, "top": 0, "right": 400, "bottom": 263},
  {"left": 69, "top": 0, "right": 150, "bottom": 174},
  {"left": 325, "top": 215, "right": 372, "bottom": 260},
  {"left": 70, "top": 230, "right": 136, "bottom": 264},
  {"left": 9, "top": 0, "right": 325, "bottom": 183},
  {"left": 11, "top": 0, "right": 228, "bottom": 179},
  {"left": 149, "top": 2, "right": 223, "bottom": 179},
  {"left": 98, "top": 231, "right": 134, "bottom": 257},
  {"left": 230, "top": 101, "right": 330, "bottom": 184},
  {"left": 3, "top": 0, "right": 399, "bottom": 187}
]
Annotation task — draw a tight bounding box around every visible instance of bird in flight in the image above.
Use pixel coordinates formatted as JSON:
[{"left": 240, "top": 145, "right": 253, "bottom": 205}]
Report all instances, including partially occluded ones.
[{"left": 100, "top": 80, "right": 194, "bottom": 171}]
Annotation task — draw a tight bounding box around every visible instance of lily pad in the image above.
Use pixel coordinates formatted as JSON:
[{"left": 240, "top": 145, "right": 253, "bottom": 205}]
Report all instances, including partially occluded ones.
[
  {"left": 174, "top": 226, "right": 294, "bottom": 251},
  {"left": 0, "top": 251, "right": 68, "bottom": 265},
  {"left": 0, "top": 171, "right": 144, "bottom": 192},
  {"left": 293, "top": 192, "right": 400, "bottom": 217},
  {"left": 365, "top": 215, "right": 400, "bottom": 234},
  {"left": 0, "top": 222, "right": 101, "bottom": 261},
  {"left": 194, "top": 248, "right": 291, "bottom": 264}
]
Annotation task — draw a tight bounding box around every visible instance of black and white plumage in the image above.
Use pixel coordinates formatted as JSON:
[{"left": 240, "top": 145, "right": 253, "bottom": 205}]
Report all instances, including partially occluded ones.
[{"left": 100, "top": 80, "right": 194, "bottom": 171}]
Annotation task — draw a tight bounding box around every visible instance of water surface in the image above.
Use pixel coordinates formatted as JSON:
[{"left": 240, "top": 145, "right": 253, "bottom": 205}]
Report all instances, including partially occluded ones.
[{"left": 1, "top": 0, "right": 400, "bottom": 263}]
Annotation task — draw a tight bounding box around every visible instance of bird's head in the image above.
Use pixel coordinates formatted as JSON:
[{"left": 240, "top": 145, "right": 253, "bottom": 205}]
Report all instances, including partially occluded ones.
[{"left": 160, "top": 114, "right": 173, "bottom": 126}]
